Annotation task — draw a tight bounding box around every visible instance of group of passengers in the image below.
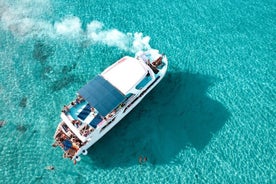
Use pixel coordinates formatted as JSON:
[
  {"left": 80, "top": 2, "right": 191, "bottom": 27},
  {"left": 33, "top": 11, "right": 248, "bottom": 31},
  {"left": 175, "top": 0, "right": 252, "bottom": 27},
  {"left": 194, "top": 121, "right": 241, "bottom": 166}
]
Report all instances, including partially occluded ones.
[
  {"left": 53, "top": 130, "right": 82, "bottom": 159},
  {"left": 145, "top": 54, "right": 164, "bottom": 74},
  {"left": 72, "top": 120, "right": 82, "bottom": 128},
  {"left": 61, "top": 95, "right": 84, "bottom": 114},
  {"left": 80, "top": 125, "right": 94, "bottom": 137},
  {"left": 138, "top": 53, "right": 164, "bottom": 67},
  {"left": 107, "top": 110, "right": 116, "bottom": 118}
]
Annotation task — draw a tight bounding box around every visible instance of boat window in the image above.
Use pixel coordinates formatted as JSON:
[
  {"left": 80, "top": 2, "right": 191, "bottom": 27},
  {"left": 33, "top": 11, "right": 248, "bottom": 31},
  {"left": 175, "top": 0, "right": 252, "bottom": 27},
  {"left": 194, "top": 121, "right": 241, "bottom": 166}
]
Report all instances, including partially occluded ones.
[
  {"left": 100, "top": 118, "right": 114, "bottom": 132},
  {"left": 135, "top": 75, "right": 152, "bottom": 89},
  {"left": 125, "top": 93, "right": 134, "bottom": 99}
]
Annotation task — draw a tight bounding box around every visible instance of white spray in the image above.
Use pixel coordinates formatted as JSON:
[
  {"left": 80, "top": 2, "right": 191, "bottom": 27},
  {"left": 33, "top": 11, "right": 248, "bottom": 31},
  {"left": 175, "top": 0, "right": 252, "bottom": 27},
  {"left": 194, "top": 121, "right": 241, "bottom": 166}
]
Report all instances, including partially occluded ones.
[{"left": 0, "top": 1, "right": 151, "bottom": 53}]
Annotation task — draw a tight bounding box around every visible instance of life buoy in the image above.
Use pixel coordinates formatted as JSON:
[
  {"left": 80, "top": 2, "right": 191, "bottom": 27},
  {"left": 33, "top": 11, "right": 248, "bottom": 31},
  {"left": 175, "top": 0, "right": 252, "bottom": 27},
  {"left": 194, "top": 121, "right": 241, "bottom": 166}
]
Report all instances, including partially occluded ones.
[
  {"left": 82, "top": 150, "right": 88, "bottom": 155},
  {"left": 76, "top": 156, "right": 81, "bottom": 162}
]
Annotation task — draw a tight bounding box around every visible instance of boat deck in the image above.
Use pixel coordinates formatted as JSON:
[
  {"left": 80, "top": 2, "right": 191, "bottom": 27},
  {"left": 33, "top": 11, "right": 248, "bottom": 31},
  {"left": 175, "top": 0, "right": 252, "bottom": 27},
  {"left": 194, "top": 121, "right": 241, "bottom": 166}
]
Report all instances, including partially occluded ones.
[
  {"left": 66, "top": 100, "right": 103, "bottom": 129},
  {"left": 53, "top": 49, "right": 168, "bottom": 164}
]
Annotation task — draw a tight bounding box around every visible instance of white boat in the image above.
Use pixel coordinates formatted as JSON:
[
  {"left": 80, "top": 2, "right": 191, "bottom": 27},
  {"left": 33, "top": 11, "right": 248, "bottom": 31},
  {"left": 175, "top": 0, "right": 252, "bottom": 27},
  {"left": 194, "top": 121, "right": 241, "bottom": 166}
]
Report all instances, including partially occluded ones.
[{"left": 53, "top": 49, "right": 168, "bottom": 163}]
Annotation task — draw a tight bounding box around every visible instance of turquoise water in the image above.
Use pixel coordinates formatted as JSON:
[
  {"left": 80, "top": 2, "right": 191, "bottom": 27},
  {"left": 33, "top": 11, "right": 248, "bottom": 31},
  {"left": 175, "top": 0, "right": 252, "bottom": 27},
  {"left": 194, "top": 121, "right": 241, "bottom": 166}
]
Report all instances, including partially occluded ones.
[{"left": 0, "top": 0, "right": 275, "bottom": 183}]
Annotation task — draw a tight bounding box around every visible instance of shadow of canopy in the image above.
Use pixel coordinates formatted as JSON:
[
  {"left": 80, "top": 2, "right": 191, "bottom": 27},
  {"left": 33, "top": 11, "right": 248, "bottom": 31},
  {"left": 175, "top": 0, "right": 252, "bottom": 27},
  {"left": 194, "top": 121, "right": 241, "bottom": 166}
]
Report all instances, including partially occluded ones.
[{"left": 87, "top": 72, "right": 230, "bottom": 168}]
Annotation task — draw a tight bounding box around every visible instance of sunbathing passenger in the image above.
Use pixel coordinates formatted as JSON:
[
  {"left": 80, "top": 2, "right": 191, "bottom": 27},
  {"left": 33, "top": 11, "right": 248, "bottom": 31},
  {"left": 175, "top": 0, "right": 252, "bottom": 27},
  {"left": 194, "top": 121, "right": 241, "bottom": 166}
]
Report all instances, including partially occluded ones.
[
  {"left": 107, "top": 110, "right": 116, "bottom": 118},
  {"left": 72, "top": 120, "right": 81, "bottom": 128},
  {"left": 90, "top": 107, "right": 94, "bottom": 112},
  {"left": 152, "top": 55, "right": 163, "bottom": 67},
  {"left": 63, "top": 148, "right": 76, "bottom": 159},
  {"left": 76, "top": 95, "right": 83, "bottom": 103},
  {"left": 62, "top": 105, "right": 70, "bottom": 113}
]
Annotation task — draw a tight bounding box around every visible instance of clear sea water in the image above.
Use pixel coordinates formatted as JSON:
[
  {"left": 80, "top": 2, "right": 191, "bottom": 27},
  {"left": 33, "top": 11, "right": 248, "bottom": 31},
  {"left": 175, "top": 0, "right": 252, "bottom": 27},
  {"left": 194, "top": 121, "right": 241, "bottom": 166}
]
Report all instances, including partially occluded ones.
[{"left": 0, "top": 0, "right": 275, "bottom": 183}]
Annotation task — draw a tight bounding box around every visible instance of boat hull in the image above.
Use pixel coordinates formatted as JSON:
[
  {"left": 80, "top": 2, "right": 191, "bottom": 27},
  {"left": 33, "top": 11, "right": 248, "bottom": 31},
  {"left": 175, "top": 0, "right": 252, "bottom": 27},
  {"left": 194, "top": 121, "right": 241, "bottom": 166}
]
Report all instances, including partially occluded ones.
[
  {"left": 53, "top": 49, "right": 168, "bottom": 163},
  {"left": 74, "top": 71, "right": 166, "bottom": 160}
]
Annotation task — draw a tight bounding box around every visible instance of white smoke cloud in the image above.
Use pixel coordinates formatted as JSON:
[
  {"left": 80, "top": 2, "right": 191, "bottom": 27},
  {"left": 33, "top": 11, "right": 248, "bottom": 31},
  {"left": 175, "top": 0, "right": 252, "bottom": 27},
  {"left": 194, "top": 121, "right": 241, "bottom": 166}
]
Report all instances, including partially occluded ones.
[
  {"left": 54, "top": 17, "right": 82, "bottom": 37},
  {"left": 0, "top": 0, "right": 52, "bottom": 37},
  {"left": 87, "top": 21, "right": 130, "bottom": 51},
  {"left": 87, "top": 21, "right": 151, "bottom": 52},
  {"left": 132, "top": 32, "right": 151, "bottom": 52},
  {"left": 0, "top": 1, "right": 151, "bottom": 52}
]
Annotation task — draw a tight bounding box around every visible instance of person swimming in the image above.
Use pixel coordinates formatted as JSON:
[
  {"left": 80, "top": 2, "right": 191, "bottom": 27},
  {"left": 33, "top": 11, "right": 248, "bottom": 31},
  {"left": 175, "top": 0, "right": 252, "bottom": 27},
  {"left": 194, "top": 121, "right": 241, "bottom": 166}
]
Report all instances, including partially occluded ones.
[
  {"left": 45, "top": 165, "right": 54, "bottom": 170},
  {"left": 0, "top": 120, "right": 6, "bottom": 127},
  {"left": 139, "top": 156, "right": 143, "bottom": 164},
  {"left": 138, "top": 156, "right": 148, "bottom": 164},
  {"left": 144, "top": 157, "right": 147, "bottom": 162}
]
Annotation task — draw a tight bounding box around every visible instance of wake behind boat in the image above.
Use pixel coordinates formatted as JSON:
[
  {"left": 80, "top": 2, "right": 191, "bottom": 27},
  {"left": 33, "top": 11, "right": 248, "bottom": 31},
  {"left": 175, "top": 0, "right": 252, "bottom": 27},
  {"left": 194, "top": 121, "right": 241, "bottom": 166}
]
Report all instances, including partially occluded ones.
[{"left": 53, "top": 49, "right": 168, "bottom": 163}]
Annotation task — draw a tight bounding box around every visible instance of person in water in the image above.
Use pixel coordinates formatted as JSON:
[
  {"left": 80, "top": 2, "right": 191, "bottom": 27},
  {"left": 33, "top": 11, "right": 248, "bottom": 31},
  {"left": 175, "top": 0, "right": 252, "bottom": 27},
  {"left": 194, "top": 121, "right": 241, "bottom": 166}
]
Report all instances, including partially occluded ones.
[
  {"left": 139, "top": 156, "right": 143, "bottom": 164},
  {"left": 0, "top": 120, "right": 6, "bottom": 127},
  {"left": 138, "top": 156, "right": 148, "bottom": 164},
  {"left": 144, "top": 157, "right": 147, "bottom": 162},
  {"left": 45, "top": 166, "right": 54, "bottom": 170}
]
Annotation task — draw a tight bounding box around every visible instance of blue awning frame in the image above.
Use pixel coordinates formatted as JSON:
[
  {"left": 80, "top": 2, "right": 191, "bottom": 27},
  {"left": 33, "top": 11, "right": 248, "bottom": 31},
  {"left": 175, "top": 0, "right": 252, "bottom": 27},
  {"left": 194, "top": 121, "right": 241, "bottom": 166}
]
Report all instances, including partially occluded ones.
[{"left": 78, "top": 75, "right": 126, "bottom": 116}]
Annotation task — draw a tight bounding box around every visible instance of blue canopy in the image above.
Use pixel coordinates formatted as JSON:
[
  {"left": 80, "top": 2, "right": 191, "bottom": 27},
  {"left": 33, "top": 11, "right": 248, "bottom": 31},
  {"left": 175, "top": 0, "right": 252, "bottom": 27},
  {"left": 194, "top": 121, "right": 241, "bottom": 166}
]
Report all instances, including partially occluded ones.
[{"left": 78, "top": 75, "right": 126, "bottom": 116}]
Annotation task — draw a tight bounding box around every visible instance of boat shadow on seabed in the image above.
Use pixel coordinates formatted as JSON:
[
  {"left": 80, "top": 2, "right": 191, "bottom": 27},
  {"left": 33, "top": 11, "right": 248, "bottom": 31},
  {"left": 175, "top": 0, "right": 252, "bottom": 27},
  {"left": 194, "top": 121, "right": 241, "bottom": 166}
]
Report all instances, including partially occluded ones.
[{"left": 87, "top": 71, "right": 230, "bottom": 168}]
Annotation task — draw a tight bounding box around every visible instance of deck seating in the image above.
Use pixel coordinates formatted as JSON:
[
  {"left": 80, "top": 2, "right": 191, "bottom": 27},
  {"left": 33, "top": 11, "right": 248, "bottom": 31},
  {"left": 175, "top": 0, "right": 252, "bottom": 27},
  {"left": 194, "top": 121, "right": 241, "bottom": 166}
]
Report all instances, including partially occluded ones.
[
  {"left": 77, "top": 104, "right": 91, "bottom": 120},
  {"left": 89, "top": 114, "right": 103, "bottom": 128}
]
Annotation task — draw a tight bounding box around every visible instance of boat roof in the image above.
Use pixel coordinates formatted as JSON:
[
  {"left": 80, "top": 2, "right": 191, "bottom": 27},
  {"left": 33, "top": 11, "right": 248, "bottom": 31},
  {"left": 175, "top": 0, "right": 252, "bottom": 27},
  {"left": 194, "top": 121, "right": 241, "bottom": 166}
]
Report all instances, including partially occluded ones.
[
  {"left": 78, "top": 75, "right": 126, "bottom": 116},
  {"left": 101, "top": 57, "right": 148, "bottom": 95}
]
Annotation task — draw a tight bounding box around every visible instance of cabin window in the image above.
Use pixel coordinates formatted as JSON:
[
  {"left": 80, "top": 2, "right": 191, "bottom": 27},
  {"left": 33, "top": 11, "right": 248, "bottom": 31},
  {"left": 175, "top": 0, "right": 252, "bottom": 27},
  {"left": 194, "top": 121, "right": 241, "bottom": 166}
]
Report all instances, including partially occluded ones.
[
  {"left": 100, "top": 118, "right": 114, "bottom": 132},
  {"left": 135, "top": 75, "right": 152, "bottom": 89},
  {"left": 125, "top": 93, "right": 134, "bottom": 99}
]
